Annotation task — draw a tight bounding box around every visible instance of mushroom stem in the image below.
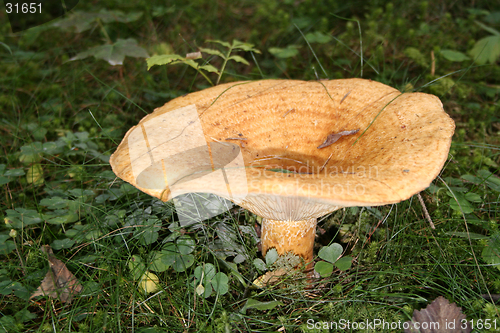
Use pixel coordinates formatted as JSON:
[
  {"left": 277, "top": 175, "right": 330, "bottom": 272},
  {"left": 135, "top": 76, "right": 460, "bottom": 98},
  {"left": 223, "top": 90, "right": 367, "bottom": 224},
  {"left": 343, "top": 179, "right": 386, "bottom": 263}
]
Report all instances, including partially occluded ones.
[{"left": 261, "top": 218, "right": 317, "bottom": 269}]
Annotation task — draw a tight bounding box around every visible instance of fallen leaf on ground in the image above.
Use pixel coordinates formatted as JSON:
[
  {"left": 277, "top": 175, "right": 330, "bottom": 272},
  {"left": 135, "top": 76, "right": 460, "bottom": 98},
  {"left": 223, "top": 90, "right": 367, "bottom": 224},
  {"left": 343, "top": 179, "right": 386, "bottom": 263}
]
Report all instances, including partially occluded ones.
[
  {"left": 252, "top": 268, "right": 288, "bottom": 288},
  {"left": 405, "top": 296, "right": 471, "bottom": 333},
  {"left": 30, "top": 245, "right": 82, "bottom": 303},
  {"left": 317, "top": 129, "right": 360, "bottom": 149}
]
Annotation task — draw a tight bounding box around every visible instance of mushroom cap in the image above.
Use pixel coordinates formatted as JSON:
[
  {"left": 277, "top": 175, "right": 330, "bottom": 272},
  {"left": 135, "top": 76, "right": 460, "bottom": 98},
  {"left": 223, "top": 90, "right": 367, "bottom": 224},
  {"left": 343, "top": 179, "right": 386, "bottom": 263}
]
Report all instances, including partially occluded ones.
[{"left": 110, "top": 79, "right": 455, "bottom": 221}]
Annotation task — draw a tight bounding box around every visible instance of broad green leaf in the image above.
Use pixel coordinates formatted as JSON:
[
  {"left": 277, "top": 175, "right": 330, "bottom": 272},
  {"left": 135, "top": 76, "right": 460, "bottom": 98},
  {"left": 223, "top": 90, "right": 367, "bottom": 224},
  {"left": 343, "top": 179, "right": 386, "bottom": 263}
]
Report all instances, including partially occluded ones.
[
  {"left": 314, "top": 261, "right": 334, "bottom": 277},
  {"left": 199, "top": 47, "right": 225, "bottom": 58},
  {"left": 149, "top": 250, "right": 173, "bottom": 272},
  {"left": 240, "top": 298, "right": 283, "bottom": 314},
  {"left": 19, "top": 142, "right": 43, "bottom": 163},
  {"left": 14, "top": 309, "right": 37, "bottom": 323},
  {"left": 0, "top": 235, "right": 16, "bottom": 255},
  {"left": 461, "top": 174, "right": 482, "bottom": 184},
  {"left": 194, "top": 263, "right": 217, "bottom": 283},
  {"left": 465, "top": 192, "right": 482, "bottom": 203},
  {"left": 39, "top": 197, "right": 69, "bottom": 210},
  {"left": 5, "top": 208, "right": 42, "bottom": 228},
  {"left": 448, "top": 193, "right": 475, "bottom": 214},
  {"left": 304, "top": 31, "right": 332, "bottom": 44},
  {"left": 231, "top": 40, "right": 261, "bottom": 53},
  {"left": 469, "top": 35, "right": 500, "bottom": 65},
  {"left": 71, "top": 38, "right": 149, "bottom": 66},
  {"left": 207, "top": 39, "right": 231, "bottom": 48},
  {"left": 128, "top": 255, "right": 146, "bottom": 280},
  {"left": 45, "top": 211, "right": 79, "bottom": 225},
  {"left": 0, "top": 166, "right": 25, "bottom": 185},
  {"left": 318, "top": 243, "right": 343, "bottom": 264},
  {"left": 478, "top": 170, "right": 500, "bottom": 192},
  {"left": 440, "top": 50, "right": 470, "bottom": 62},
  {"left": 198, "top": 64, "right": 220, "bottom": 74},
  {"left": 269, "top": 45, "right": 299, "bottom": 59},
  {"left": 51, "top": 238, "right": 75, "bottom": 250},
  {"left": 475, "top": 21, "right": 500, "bottom": 36},
  {"left": 335, "top": 256, "right": 353, "bottom": 271},
  {"left": 137, "top": 218, "right": 161, "bottom": 245},
  {"left": 0, "top": 280, "right": 29, "bottom": 299},
  {"left": 227, "top": 55, "right": 249, "bottom": 65},
  {"left": 172, "top": 254, "right": 194, "bottom": 272},
  {"left": 253, "top": 258, "right": 266, "bottom": 271},
  {"left": 482, "top": 234, "right": 500, "bottom": 271},
  {"left": 211, "top": 272, "right": 229, "bottom": 295},
  {"left": 0, "top": 177, "right": 9, "bottom": 186},
  {"left": 3, "top": 168, "right": 25, "bottom": 177},
  {"left": 176, "top": 235, "right": 195, "bottom": 254},
  {"left": 265, "top": 248, "right": 279, "bottom": 266}
]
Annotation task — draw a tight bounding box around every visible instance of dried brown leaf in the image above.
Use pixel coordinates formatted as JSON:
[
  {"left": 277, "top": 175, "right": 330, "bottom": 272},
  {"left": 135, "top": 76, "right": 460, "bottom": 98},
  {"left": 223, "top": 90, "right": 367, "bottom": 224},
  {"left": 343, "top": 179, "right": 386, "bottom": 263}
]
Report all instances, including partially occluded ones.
[
  {"left": 30, "top": 245, "right": 82, "bottom": 303},
  {"left": 405, "top": 296, "right": 471, "bottom": 333},
  {"left": 317, "top": 129, "right": 360, "bottom": 149},
  {"left": 252, "top": 268, "right": 288, "bottom": 288}
]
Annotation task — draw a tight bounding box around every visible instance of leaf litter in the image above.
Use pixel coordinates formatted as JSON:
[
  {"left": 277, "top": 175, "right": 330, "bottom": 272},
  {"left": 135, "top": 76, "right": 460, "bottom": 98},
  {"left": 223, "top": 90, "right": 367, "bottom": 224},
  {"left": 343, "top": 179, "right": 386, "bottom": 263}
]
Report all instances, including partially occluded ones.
[
  {"left": 30, "top": 245, "right": 82, "bottom": 303},
  {"left": 404, "top": 296, "right": 471, "bottom": 333}
]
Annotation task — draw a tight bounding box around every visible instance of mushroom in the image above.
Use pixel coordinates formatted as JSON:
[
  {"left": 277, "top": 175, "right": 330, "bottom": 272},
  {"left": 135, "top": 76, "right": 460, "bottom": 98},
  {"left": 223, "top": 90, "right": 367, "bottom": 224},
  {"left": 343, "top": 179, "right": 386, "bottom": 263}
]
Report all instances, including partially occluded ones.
[{"left": 110, "top": 79, "right": 455, "bottom": 271}]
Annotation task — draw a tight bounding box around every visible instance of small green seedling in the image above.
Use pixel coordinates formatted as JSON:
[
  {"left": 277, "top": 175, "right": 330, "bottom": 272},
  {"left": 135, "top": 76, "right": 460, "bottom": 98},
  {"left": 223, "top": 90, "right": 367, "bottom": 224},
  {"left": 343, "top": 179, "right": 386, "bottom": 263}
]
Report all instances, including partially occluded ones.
[{"left": 314, "top": 243, "right": 353, "bottom": 278}]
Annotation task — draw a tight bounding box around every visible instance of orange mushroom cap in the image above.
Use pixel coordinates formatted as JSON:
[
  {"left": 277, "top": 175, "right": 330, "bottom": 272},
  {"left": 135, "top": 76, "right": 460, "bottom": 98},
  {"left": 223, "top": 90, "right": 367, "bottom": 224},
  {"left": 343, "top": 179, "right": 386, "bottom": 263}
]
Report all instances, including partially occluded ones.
[{"left": 110, "top": 79, "right": 455, "bottom": 221}]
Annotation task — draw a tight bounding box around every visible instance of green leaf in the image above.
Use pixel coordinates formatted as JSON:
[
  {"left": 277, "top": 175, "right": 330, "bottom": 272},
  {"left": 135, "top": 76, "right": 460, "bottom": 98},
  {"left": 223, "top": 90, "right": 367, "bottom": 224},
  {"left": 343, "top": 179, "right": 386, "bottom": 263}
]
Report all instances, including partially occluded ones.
[
  {"left": 0, "top": 235, "right": 16, "bottom": 255},
  {"left": 240, "top": 298, "right": 283, "bottom": 314},
  {"left": 469, "top": 35, "right": 500, "bottom": 65},
  {"left": 149, "top": 250, "right": 173, "bottom": 272},
  {"left": 19, "top": 142, "right": 43, "bottom": 163},
  {"left": 265, "top": 248, "right": 279, "bottom": 266},
  {"left": 461, "top": 174, "right": 482, "bottom": 184},
  {"left": 465, "top": 192, "right": 482, "bottom": 203},
  {"left": 0, "top": 279, "right": 29, "bottom": 299},
  {"left": 176, "top": 235, "right": 195, "bottom": 254},
  {"left": 318, "top": 243, "right": 343, "bottom": 264},
  {"left": 39, "top": 197, "right": 70, "bottom": 210},
  {"left": 269, "top": 45, "right": 299, "bottom": 58},
  {"left": 482, "top": 234, "right": 500, "bottom": 271},
  {"left": 128, "top": 255, "right": 146, "bottom": 280},
  {"left": 5, "top": 208, "right": 43, "bottom": 229},
  {"left": 172, "top": 254, "right": 194, "bottom": 272},
  {"left": 45, "top": 210, "right": 79, "bottom": 225},
  {"left": 207, "top": 39, "right": 231, "bottom": 48},
  {"left": 0, "top": 165, "right": 25, "bottom": 185},
  {"left": 3, "top": 168, "right": 25, "bottom": 177},
  {"left": 71, "top": 38, "right": 149, "bottom": 66},
  {"left": 304, "top": 31, "right": 332, "bottom": 44},
  {"left": 211, "top": 272, "right": 229, "bottom": 295},
  {"left": 335, "top": 256, "right": 353, "bottom": 271},
  {"left": 51, "top": 238, "right": 75, "bottom": 250},
  {"left": 26, "top": 164, "right": 44, "bottom": 186},
  {"left": 137, "top": 217, "right": 161, "bottom": 245},
  {"left": 253, "top": 258, "right": 266, "bottom": 271},
  {"left": 440, "top": 50, "right": 470, "bottom": 62},
  {"left": 475, "top": 21, "right": 500, "bottom": 36},
  {"left": 314, "top": 261, "right": 334, "bottom": 277},
  {"left": 197, "top": 63, "right": 220, "bottom": 74},
  {"left": 194, "top": 263, "right": 217, "bottom": 283},
  {"left": 478, "top": 170, "right": 500, "bottom": 192},
  {"left": 231, "top": 40, "right": 261, "bottom": 53},
  {"left": 199, "top": 47, "right": 225, "bottom": 58},
  {"left": 227, "top": 55, "right": 249, "bottom": 65},
  {"left": 448, "top": 192, "right": 475, "bottom": 214}
]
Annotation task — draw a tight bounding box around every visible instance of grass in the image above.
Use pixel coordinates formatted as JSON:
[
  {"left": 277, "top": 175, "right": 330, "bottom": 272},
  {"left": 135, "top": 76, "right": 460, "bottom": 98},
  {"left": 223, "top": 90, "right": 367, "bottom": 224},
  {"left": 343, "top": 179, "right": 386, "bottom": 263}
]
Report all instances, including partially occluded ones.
[{"left": 1, "top": 0, "right": 500, "bottom": 332}]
